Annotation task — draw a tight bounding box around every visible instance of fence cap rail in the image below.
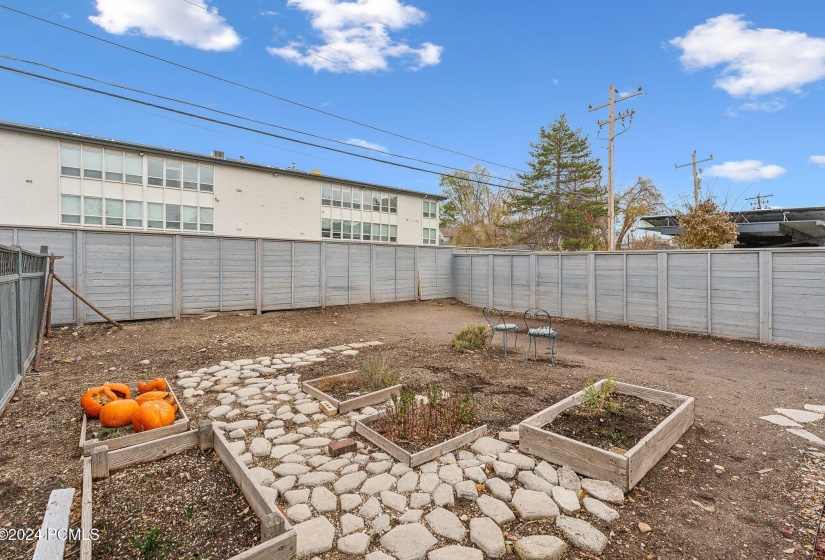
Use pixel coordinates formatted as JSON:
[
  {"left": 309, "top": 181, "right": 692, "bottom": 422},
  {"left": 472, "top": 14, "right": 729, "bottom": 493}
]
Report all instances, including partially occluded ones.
[{"left": 0, "top": 243, "right": 49, "bottom": 257}]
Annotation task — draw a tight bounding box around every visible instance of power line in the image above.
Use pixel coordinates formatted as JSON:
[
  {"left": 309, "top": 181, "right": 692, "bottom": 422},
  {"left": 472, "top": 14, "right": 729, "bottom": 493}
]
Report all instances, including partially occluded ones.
[
  {"left": 0, "top": 3, "right": 525, "bottom": 174},
  {"left": 184, "top": 0, "right": 487, "bottom": 125},
  {"left": 0, "top": 63, "right": 603, "bottom": 201},
  {"left": 675, "top": 150, "right": 713, "bottom": 206},
  {"left": 0, "top": 53, "right": 519, "bottom": 183},
  {"left": 0, "top": 64, "right": 543, "bottom": 194}
]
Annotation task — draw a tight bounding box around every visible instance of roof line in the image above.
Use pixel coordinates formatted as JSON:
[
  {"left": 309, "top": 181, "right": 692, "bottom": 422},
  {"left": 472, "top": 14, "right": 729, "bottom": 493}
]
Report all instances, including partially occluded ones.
[{"left": 0, "top": 120, "right": 448, "bottom": 201}]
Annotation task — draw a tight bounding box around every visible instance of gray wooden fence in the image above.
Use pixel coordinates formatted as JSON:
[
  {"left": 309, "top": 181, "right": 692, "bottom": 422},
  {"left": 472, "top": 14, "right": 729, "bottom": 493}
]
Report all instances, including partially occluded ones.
[
  {"left": 0, "top": 228, "right": 454, "bottom": 326},
  {"left": 0, "top": 243, "right": 48, "bottom": 415},
  {"left": 453, "top": 248, "right": 825, "bottom": 349}
]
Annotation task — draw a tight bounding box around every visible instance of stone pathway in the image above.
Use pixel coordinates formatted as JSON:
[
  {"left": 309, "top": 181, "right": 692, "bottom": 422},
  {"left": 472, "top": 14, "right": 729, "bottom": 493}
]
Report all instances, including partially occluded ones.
[
  {"left": 175, "top": 343, "right": 625, "bottom": 559},
  {"left": 759, "top": 405, "right": 825, "bottom": 447}
]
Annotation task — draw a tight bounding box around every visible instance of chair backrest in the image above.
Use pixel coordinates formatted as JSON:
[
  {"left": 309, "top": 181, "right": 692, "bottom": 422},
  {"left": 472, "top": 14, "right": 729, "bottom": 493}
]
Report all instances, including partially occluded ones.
[
  {"left": 483, "top": 306, "right": 505, "bottom": 329},
  {"left": 523, "top": 308, "right": 552, "bottom": 331}
]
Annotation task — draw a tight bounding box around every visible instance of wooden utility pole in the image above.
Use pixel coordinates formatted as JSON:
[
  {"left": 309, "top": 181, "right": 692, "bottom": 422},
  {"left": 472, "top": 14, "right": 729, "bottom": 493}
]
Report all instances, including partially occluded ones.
[
  {"left": 589, "top": 84, "right": 643, "bottom": 250},
  {"left": 746, "top": 193, "right": 773, "bottom": 209},
  {"left": 675, "top": 151, "right": 713, "bottom": 206}
]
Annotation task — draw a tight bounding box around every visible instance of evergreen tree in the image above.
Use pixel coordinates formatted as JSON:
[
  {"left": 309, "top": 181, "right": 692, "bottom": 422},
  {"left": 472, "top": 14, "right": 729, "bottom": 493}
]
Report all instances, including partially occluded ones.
[{"left": 508, "top": 114, "right": 606, "bottom": 250}]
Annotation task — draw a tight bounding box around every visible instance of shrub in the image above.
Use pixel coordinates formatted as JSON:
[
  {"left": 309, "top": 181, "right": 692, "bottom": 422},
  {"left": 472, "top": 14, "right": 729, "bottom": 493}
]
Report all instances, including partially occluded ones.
[
  {"left": 452, "top": 324, "right": 487, "bottom": 350},
  {"left": 580, "top": 374, "right": 619, "bottom": 415},
  {"left": 358, "top": 355, "right": 401, "bottom": 392}
]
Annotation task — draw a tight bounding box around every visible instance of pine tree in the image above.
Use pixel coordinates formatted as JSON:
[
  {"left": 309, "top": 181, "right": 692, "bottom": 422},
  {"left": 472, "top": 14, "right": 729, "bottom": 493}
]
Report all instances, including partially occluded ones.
[{"left": 508, "top": 114, "right": 606, "bottom": 250}]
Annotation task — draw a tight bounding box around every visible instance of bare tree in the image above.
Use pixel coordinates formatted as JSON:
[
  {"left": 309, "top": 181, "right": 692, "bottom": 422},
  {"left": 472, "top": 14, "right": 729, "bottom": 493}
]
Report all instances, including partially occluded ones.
[
  {"left": 440, "top": 165, "right": 515, "bottom": 247},
  {"left": 612, "top": 176, "right": 665, "bottom": 249}
]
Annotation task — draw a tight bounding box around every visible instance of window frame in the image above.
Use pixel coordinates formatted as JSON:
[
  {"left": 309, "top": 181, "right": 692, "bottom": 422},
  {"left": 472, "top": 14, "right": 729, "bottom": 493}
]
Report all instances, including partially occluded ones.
[
  {"left": 362, "top": 222, "right": 371, "bottom": 241},
  {"left": 82, "top": 147, "right": 103, "bottom": 180},
  {"left": 352, "top": 189, "right": 362, "bottom": 210},
  {"left": 182, "top": 205, "right": 198, "bottom": 231},
  {"left": 105, "top": 198, "right": 124, "bottom": 226},
  {"left": 125, "top": 200, "right": 143, "bottom": 228},
  {"left": 83, "top": 196, "right": 103, "bottom": 226},
  {"left": 332, "top": 219, "right": 342, "bottom": 239},
  {"left": 60, "top": 194, "right": 81, "bottom": 224},
  {"left": 182, "top": 162, "right": 198, "bottom": 190},
  {"left": 165, "top": 160, "right": 181, "bottom": 188},
  {"left": 199, "top": 207, "right": 214, "bottom": 232},
  {"left": 199, "top": 165, "right": 214, "bottom": 192},
  {"left": 332, "top": 185, "right": 342, "bottom": 208},
  {"left": 125, "top": 153, "right": 143, "bottom": 184},
  {"left": 389, "top": 195, "right": 397, "bottom": 214},
  {"left": 60, "top": 145, "right": 81, "bottom": 177},
  {"left": 321, "top": 218, "right": 331, "bottom": 238},
  {"left": 147, "top": 203, "right": 164, "bottom": 229},
  {"left": 321, "top": 184, "right": 332, "bottom": 206},
  {"left": 147, "top": 158, "right": 164, "bottom": 186}
]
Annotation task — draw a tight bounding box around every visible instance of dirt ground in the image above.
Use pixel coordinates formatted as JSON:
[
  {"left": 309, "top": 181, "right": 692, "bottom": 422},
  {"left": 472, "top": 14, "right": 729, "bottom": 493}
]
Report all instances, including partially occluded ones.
[{"left": 1, "top": 298, "right": 824, "bottom": 560}]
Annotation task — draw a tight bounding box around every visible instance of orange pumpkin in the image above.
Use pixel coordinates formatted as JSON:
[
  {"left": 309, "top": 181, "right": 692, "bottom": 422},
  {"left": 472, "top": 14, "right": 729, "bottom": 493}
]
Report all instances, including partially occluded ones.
[
  {"left": 135, "top": 391, "right": 175, "bottom": 406},
  {"left": 137, "top": 378, "right": 166, "bottom": 394},
  {"left": 80, "top": 386, "right": 120, "bottom": 419},
  {"left": 99, "top": 399, "right": 139, "bottom": 428},
  {"left": 132, "top": 400, "right": 177, "bottom": 432},
  {"left": 103, "top": 382, "right": 131, "bottom": 400}
]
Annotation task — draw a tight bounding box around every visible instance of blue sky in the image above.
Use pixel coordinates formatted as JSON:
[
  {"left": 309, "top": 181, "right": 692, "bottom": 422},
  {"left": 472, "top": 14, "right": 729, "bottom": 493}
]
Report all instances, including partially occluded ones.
[{"left": 1, "top": 0, "right": 824, "bottom": 210}]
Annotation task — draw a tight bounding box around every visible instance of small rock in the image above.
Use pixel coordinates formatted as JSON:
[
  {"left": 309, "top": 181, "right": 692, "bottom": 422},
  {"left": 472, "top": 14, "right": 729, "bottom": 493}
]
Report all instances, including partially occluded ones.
[
  {"left": 557, "top": 466, "right": 581, "bottom": 491},
  {"left": 513, "top": 535, "right": 568, "bottom": 560},
  {"left": 294, "top": 516, "right": 335, "bottom": 557},
  {"left": 581, "top": 479, "right": 624, "bottom": 505},
  {"left": 470, "top": 516, "right": 506, "bottom": 558},
  {"left": 582, "top": 497, "right": 619, "bottom": 522},
  {"left": 455, "top": 481, "right": 478, "bottom": 501},
  {"left": 425, "top": 507, "right": 467, "bottom": 542},
  {"left": 337, "top": 532, "right": 371, "bottom": 555},
  {"left": 427, "top": 545, "right": 483, "bottom": 560},
  {"left": 341, "top": 513, "right": 365, "bottom": 535},
  {"left": 556, "top": 515, "right": 608, "bottom": 555},
  {"left": 287, "top": 503, "right": 312, "bottom": 523},
  {"left": 311, "top": 486, "right": 338, "bottom": 512},
  {"left": 512, "top": 489, "right": 559, "bottom": 520},
  {"left": 485, "top": 478, "right": 512, "bottom": 502},
  {"left": 471, "top": 437, "right": 510, "bottom": 456},
  {"left": 638, "top": 522, "right": 652, "bottom": 533},
  {"left": 380, "top": 523, "right": 438, "bottom": 560},
  {"left": 372, "top": 513, "right": 391, "bottom": 533}
]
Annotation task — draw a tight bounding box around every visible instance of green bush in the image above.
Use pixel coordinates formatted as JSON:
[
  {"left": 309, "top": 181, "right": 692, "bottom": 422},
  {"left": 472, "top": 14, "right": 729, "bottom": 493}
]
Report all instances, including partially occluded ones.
[
  {"left": 452, "top": 324, "right": 488, "bottom": 350},
  {"left": 580, "top": 374, "right": 619, "bottom": 415}
]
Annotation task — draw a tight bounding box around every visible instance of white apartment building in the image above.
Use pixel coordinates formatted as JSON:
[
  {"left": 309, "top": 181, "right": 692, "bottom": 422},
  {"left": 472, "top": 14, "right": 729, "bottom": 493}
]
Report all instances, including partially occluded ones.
[{"left": 0, "top": 122, "right": 444, "bottom": 245}]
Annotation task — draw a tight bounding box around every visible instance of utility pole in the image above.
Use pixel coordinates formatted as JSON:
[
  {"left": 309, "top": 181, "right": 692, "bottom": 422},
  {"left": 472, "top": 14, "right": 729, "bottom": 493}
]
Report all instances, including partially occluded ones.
[
  {"left": 675, "top": 151, "right": 713, "bottom": 206},
  {"left": 745, "top": 193, "right": 773, "bottom": 209},
  {"left": 589, "top": 84, "right": 643, "bottom": 251}
]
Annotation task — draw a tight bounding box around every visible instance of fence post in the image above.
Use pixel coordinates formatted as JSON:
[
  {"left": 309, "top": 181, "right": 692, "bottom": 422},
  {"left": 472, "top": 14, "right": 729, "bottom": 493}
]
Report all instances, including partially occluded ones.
[
  {"left": 487, "top": 254, "right": 494, "bottom": 308},
  {"left": 707, "top": 252, "right": 712, "bottom": 335},
  {"left": 255, "top": 238, "right": 263, "bottom": 315},
  {"left": 174, "top": 235, "right": 182, "bottom": 319},
  {"left": 529, "top": 253, "right": 537, "bottom": 310},
  {"left": 414, "top": 246, "right": 420, "bottom": 301},
  {"left": 587, "top": 253, "right": 596, "bottom": 322},
  {"left": 75, "top": 230, "right": 85, "bottom": 327},
  {"left": 759, "top": 250, "right": 773, "bottom": 343},
  {"left": 320, "top": 241, "right": 326, "bottom": 309},
  {"left": 622, "top": 253, "right": 628, "bottom": 324},
  {"left": 370, "top": 244, "right": 376, "bottom": 303},
  {"left": 657, "top": 252, "right": 668, "bottom": 330},
  {"left": 15, "top": 247, "right": 23, "bottom": 377}
]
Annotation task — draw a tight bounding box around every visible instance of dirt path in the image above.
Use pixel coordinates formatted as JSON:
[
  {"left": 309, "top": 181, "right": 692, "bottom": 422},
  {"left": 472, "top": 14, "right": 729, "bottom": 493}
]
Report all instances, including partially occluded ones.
[{"left": 0, "top": 299, "right": 823, "bottom": 559}]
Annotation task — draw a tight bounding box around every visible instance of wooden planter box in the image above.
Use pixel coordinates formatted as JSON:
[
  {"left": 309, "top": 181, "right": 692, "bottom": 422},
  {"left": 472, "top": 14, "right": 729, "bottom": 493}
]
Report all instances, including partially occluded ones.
[
  {"left": 302, "top": 370, "right": 402, "bottom": 413},
  {"left": 79, "top": 378, "right": 189, "bottom": 456},
  {"left": 356, "top": 414, "right": 487, "bottom": 467},
  {"left": 81, "top": 421, "right": 296, "bottom": 560},
  {"left": 519, "top": 381, "right": 694, "bottom": 491}
]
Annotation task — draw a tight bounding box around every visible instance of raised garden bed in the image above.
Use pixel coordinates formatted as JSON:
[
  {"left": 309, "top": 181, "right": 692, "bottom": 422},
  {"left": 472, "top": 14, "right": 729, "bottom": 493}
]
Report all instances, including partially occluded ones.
[
  {"left": 302, "top": 370, "right": 402, "bottom": 413},
  {"left": 519, "top": 380, "right": 694, "bottom": 491},
  {"left": 79, "top": 378, "right": 189, "bottom": 456},
  {"left": 81, "top": 421, "right": 296, "bottom": 560},
  {"left": 355, "top": 390, "right": 487, "bottom": 467}
]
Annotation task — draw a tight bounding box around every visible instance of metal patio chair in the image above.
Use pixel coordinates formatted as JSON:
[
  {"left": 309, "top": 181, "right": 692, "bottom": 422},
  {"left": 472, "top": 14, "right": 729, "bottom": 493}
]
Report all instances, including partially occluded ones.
[
  {"left": 523, "top": 308, "right": 556, "bottom": 365},
  {"left": 483, "top": 306, "right": 519, "bottom": 357}
]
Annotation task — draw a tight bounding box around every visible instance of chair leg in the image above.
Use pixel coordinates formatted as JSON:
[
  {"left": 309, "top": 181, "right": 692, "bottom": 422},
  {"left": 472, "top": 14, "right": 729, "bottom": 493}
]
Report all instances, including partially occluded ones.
[
  {"left": 549, "top": 338, "right": 555, "bottom": 366},
  {"left": 503, "top": 331, "right": 508, "bottom": 358},
  {"left": 524, "top": 337, "right": 530, "bottom": 363}
]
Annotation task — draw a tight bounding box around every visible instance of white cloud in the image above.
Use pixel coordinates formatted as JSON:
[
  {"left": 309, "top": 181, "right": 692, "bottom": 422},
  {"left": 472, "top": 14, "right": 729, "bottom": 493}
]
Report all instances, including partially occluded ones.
[
  {"left": 708, "top": 160, "right": 786, "bottom": 181},
  {"left": 810, "top": 155, "right": 825, "bottom": 166},
  {"left": 89, "top": 0, "right": 241, "bottom": 51},
  {"left": 671, "top": 14, "right": 825, "bottom": 97},
  {"left": 268, "top": 0, "right": 442, "bottom": 72},
  {"left": 345, "top": 138, "right": 388, "bottom": 152}
]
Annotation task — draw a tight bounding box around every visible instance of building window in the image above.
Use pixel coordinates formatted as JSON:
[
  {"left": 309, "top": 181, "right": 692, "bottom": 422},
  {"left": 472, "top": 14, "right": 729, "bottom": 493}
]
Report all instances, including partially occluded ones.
[
  {"left": 322, "top": 184, "right": 332, "bottom": 206},
  {"left": 389, "top": 195, "right": 397, "bottom": 214},
  {"left": 105, "top": 198, "right": 123, "bottom": 226},
  {"left": 332, "top": 185, "right": 342, "bottom": 208},
  {"left": 60, "top": 195, "right": 81, "bottom": 224},
  {"left": 165, "top": 204, "right": 181, "bottom": 229},
  {"left": 380, "top": 194, "right": 389, "bottom": 213},
  {"left": 199, "top": 165, "right": 214, "bottom": 192},
  {"left": 83, "top": 147, "right": 103, "bottom": 180},
  {"left": 372, "top": 223, "right": 380, "bottom": 241},
  {"left": 380, "top": 224, "right": 389, "bottom": 242},
  {"left": 372, "top": 192, "right": 380, "bottom": 212},
  {"left": 183, "top": 163, "right": 198, "bottom": 190},
  {"left": 148, "top": 158, "right": 163, "bottom": 186},
  {"left": 342, "top": 220, "right": 352, "bottom": 240},
  {"left": 60, "top": 146, "right": 81, "bottom": 177},
  {"left": 83, "top": 197, "right": 103, "bottom": 225},
  {"left": 352, "top": 189, "right": 362, "bottom": 210},
  {"left": 352, "top": 221, "right": 361, "bottom": 240},
  {"left": 125, "top": 201, "right": 142, "bottom": 227},
  {"left": 423, "top": 200, "right": 437, "bottom": 218},
  {"left": 147, "top": 203, "right": 163, "bottom": 228},
  {"left": 423, "top": 227, "right": 437, "bottom": 244},
  {"left": 321, "top": 218, "right": 331, "bottom": 238},
  {"left": 105, "top": 150, "right": 123, "bottom": 182},
  {"left": 390, "top": 225, "right": 397, "bottom": 243},
  {"left": 183, "top": 205, "right": 198, "bottom": 231},
  {"left": 362, "top": 222, "right": 371, "bottom": 241},
  {"left": 199, "top": 207, "right": 213, "bottom": 232},
  {"left": 125, "top": 154, "right": 142, "bottom": 184},
  {"left": 343, "top": 187, "right": 352, "bottom": 209},
  {"left": 332, "top": 219, "right": 342, "bottom": 239},
  {"left": 165, "top": 160, "right": 181, "bottom": 188}
]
